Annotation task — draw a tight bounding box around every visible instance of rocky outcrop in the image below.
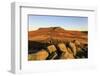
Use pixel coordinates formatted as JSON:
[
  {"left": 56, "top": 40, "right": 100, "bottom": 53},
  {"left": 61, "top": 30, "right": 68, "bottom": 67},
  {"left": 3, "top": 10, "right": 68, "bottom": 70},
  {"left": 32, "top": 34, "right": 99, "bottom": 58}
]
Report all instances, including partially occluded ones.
[
  {"left": 28, "top": 40, "right": 88, "bottom": 60},
  {"left": 28, "top": 49, "right": 49, "bottom": 60},
  {"left": 47, "top": 45, "right": 57, "bottom": 54},
  {"left": 28, "top": 27, "right": 88, "bottom": 60}
]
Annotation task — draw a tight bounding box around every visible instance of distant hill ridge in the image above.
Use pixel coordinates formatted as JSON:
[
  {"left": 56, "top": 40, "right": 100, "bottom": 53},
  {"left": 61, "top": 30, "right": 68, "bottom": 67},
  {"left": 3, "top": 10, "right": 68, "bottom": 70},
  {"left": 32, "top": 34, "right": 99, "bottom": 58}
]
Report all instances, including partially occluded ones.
[
  {"left": 28, "top": 27, "right": 88, "bottom": 44},
  {"left": 37, "top": 27, "right": 66, "bottom": 32},
  {"left": 38, "top": 27, "right": 64, "bottom": 30},
  {"left": 35, "top": 27, "right": 87, "bottom": 32}
]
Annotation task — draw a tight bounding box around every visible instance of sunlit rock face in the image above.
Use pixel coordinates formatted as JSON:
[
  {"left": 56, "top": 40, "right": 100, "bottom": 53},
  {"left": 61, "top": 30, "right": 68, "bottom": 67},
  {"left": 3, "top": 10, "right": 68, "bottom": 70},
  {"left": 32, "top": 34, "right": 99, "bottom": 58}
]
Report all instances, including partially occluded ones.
[{"left": 28, "top": 27, "right": 88, "bottom": 60}]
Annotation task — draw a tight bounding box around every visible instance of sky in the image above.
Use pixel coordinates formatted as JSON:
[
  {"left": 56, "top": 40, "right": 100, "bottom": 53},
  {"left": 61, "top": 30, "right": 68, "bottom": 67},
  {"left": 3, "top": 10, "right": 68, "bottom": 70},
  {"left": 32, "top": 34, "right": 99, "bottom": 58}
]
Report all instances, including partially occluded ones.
[{"left": 28, "top": 15, "right": 88, "bottom": 31}]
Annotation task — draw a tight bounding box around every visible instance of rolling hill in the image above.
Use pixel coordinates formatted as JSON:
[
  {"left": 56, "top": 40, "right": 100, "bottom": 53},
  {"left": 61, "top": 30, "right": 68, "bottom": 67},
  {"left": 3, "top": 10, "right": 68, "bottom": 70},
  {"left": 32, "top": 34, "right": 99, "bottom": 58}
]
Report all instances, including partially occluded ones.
[{"left": 28, "top": 27, "right": 88, "bottom": 44}]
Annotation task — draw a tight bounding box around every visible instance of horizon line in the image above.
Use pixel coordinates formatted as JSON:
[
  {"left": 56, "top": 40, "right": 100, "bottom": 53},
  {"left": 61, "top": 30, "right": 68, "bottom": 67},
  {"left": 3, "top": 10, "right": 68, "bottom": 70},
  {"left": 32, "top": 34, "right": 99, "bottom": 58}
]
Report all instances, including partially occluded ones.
[{"left": 28, "top": 26, "right": 88, "bottom": 31}]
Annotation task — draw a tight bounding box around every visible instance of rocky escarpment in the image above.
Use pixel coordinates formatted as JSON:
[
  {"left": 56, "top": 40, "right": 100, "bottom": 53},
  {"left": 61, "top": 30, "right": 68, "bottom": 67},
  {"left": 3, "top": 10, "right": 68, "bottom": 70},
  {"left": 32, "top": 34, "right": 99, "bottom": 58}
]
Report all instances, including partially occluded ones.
[{"left": 28, "top": 27, "right": 88, "bottom": 60}]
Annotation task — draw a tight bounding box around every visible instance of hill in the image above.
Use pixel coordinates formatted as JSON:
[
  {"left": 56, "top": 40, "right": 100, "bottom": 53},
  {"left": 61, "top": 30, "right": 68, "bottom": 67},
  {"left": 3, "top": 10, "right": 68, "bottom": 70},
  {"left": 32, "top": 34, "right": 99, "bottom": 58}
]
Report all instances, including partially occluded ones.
[{"left": 28, "top": 27, "right": 88, "bottom": 44}]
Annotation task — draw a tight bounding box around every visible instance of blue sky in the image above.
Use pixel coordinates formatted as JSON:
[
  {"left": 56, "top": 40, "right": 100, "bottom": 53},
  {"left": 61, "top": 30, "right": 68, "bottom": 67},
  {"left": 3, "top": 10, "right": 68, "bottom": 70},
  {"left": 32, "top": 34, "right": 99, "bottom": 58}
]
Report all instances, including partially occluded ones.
[{"left": 28, "top": 15, "right": 88, "bottom": 31}]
